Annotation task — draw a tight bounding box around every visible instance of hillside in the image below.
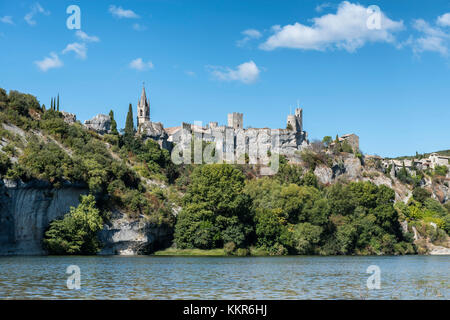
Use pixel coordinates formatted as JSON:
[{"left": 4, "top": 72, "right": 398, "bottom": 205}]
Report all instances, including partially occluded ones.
[{"left": 0, "top": 88, "right": 449, "bottom": 256}]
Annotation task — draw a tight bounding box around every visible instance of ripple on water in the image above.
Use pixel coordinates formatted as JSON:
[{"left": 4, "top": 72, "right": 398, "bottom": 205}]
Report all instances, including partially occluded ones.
[{"left": 0, "top": 255, "right": 448, "bottom": 299}]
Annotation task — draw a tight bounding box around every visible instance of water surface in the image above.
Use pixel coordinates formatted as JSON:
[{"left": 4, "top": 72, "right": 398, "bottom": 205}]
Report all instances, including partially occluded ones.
[{"left": 0, "top": 256, "right": 448, "bottom": 299}]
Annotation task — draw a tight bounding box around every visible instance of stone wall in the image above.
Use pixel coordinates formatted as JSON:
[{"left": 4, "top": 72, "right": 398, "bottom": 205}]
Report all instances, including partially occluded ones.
[{"left": 170, "top": 126, "right": 308, "bottom": 165}]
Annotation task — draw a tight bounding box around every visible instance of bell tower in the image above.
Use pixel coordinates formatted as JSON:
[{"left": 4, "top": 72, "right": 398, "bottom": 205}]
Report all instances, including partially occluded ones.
[{"left": 137, "top": 83, "right": 150, "bottom": 126}]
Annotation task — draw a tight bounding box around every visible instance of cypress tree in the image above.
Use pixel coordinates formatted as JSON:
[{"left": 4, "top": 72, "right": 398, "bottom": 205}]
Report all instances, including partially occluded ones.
[
  {"left": 109, "top": 110, "right": 118, "bottom": 135},
  {"left": 57, "top": 94, "right": 60, "bottom": 111},
  {"left": 51, "top": 97, "right": 54, "bottom": 110},
  {"left": 42, "top": 104, "right": 46, "bottom": 112},
  {"left": 125, "top": 103, "right": 134, "bottom": 137}
]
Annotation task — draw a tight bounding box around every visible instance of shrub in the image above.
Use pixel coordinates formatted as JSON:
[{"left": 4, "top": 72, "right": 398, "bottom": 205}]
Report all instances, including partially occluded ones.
[
  {"left": 224, "top": 241, "right": 236, "bottom": 255},
  {"left": 412, "top": 187, "right": 431, "bottom": 204},
  {"left": 434, "top": 165, "right": 448, "bottom": 176},
  {"left": 43, "top": 195, "right": 103, "bottom": 255},
  {"left": 235, "top": 248, "right": 250, "bottom": 256}
]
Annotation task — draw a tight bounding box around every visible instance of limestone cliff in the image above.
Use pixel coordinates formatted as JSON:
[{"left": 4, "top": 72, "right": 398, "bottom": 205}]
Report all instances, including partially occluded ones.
[
  {"left": 0, "top": 179, "right": 172, "bottom": 256},
  {"left": 0, "top": 180, "right": 88, "bottom": 255}
]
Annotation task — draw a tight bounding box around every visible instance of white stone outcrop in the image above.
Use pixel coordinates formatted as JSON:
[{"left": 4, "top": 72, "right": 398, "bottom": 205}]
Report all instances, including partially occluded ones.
[{"left": 84, "top": 114, "right": 111, "bottom": 134}]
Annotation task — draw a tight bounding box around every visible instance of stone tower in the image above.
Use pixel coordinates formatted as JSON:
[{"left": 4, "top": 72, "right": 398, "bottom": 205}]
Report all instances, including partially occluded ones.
[
  {"left": 137, "top": 84, "right": 150, "bottom": 127},
  {"left": 227, "top": 112, "right": 243, "bottom": 129},
  {"left": 286, "top": 108, "right": 302, "bottom": 132}
]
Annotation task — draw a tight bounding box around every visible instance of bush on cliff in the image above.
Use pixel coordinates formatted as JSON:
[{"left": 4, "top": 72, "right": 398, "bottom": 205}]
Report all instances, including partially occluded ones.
[{"left": 43, "top": 194, "right": 103, "bottom": 255}]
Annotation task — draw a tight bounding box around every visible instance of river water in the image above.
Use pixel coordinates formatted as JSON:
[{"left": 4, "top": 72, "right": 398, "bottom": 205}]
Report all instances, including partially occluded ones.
[{"left": 0, "top": 255, "right": 448, "bottom": 299}]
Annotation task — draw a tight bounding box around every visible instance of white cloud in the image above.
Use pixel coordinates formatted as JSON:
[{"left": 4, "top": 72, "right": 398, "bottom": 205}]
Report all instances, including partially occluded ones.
[
  {"left": 209, "top": 60, "right": 260, "bottom": 84},
  {"left": 315, "top": 3, "right": 333, "bottom": 13},
  {"left": 411, "top": 19, "right": 449, "bottom": 56},
  {"left": 260, "top": 1, "right": 404, "bottom": 52},
  {"left": 75, "top": 30, "right": 100, "bottom": 42},
  {"left": 62, "top": 42, "right": 87, "bottom": 59},
  {"left": 129, "top": 58, "right": 154, "bottom": 71},
  {"left": 237, "top": 29, "right": 262, "bottom": 47},
  {"left": 35, "top": 52, "right": 62, "bottom": 72},
  {"left": 24, "top": 3, "right": 50, "bottom": 26},
  {"left": 242, "top": 29, "right": 262, "bottom": 38},
  {"left": 185, "top": 71, "right": 196, "bottom": 77},
  {"left": 109, "top": 5, "right": 139, "bottom": 19},
  {"left": 437, "top": 13, "right": 450, "bottom": 27},
  {"left": 132, "top": 23, "right": 147, "bottom": 31},
  {"left": 0, "top": 16, "right": 14, "bottom": 25}
]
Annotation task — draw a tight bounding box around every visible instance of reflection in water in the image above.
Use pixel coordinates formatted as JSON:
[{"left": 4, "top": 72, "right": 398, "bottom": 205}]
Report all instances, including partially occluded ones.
[{"left": 0, "top": 256, "right": 448, "bottom": 299}]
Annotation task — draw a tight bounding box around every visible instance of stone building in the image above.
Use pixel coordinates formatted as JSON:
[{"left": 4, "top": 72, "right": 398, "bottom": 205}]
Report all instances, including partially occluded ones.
[
  {"left": 135, "top": 85, "right": 170, "bottom": 149},
  {"left": 286, "top": 108, "right": 303, "bottom": 132},
  {"left": 227, "top": 112, "right": 243, "bottom": 129},
  {"left": 330, "top": 133, "right": 360, "bottom": 152},
  {"left": 167, "top": 109, "right": 308, "bottom": 165},
  {"left": 137, "top": 84, "right": 150, "bottom": 127}
]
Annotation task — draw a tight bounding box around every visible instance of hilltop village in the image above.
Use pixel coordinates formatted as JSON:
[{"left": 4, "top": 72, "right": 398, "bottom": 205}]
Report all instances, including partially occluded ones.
[{"left": 80, "top": 85, "right": 359, "bottom": 164}]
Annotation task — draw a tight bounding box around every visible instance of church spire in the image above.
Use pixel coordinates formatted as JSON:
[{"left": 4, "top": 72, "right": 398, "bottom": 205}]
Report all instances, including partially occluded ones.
[
  {"left": 137, "top": 82, "right": 150, "bottom": 127},
  {"left": 139, "top": 82, "right": 148, "bottom": 108}
]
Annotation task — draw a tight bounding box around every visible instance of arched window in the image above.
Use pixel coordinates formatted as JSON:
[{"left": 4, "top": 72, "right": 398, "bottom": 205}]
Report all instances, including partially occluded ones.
[{"left": 140, "top": 110, "right": 143, "bottom": 116}]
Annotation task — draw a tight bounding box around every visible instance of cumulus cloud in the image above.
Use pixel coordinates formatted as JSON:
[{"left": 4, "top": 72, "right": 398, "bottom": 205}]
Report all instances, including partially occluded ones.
[
  {"left": 0, "top": 16, "right": 14, "bottom": 25},
  {"left": 411, "top": 19, "right": 449, "bottom": 56},
  {"left": 75, "top": 30, "right": 100, "bottom": 42},
  {"left": 109, "top": 5, "right": 139, "bottom": 19},
  {"left": 35, "top": 52, "right": 62, "bottom": 72},
  {"left": 62, "top": 42, "right": 87, "bottom": 59},
  {"left": 260, "top": 1, "right": 404, "bottom": 52},
  {"left": 209, "top": 60, "right": 260, "bottom": 84},
  {"left": 129, "top": 58, "right": 154, "bottom": 71},
  {"left": 237, "top": 29, "right": 262, "bottom": 47},
  {"left": 24, "top": 3, "right": 50, "bottom": 26},
  {"left": 437, "top": 13, "right": 450, "bottom": 27}
]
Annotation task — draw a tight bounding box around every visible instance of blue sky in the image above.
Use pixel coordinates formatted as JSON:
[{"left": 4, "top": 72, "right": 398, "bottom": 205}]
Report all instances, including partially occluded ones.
[{"left": 0, "top": 0, "right": 449, "bottom": 157}]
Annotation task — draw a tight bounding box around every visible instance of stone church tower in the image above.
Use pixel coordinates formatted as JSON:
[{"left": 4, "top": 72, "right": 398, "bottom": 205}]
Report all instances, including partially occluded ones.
[
  {"left": 286, "top": 108, "right": 302, "bottom": 132},
  {"left": 137, "top": 84, "right": 150, "bottom": 127}
]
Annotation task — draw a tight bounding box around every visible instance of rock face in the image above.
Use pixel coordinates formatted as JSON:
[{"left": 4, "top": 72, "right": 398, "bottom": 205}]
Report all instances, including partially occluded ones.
[
  {"left": 61, "top": 111, "right": 77, "bottom": 125},
  {"left": 99, "top": 212, "right": 172, "bottom": 255},
  {"left": 84, "top": 114, "right": 111, "bottom": 134},
  {"left": 314, "top": 165, "right": 333, "bottom": 185},
  {"left": 428, "top": 245, "right": 450, "bottom": 255},
  {"left": 0, "top": 180, "right": 88, "bottom": 255},
  {"left": 139, "top": 121, "right": 171, "bottom": 150},
  {"left": 344, "top": 156, "right": 362, "bottom": 179},
  {"left": 0, "top": 179, "right": 172, "bottom": 256}
]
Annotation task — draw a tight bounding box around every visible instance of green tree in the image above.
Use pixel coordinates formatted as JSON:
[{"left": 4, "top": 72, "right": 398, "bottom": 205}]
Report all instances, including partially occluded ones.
[
  {"left": 125, "top": 103, "right": 134, "bottom": 136},
  {"left": 292, "top": 222, "right": 323, "bottom": 254},
  {"left": 322, "top": 136, "right": 332, "bottom": 147},
  {"left": 174, "top": 164, "right": 252, "bottom": 249},
  {"left": 412, "top": 187, "right": 431, "bottom": 204},
  {"left": 0, "top": 88, "right": 8, "bottom": 109},
  {"left": 43, "top": 194, "right": 103, "bottom": 255},
  {"left": 57, "top": 94, "right": 60, "bottom": 111},
  {"left": 109, "top": 110, "right": 118, "bottom": 135},
  {"left": 8, "top": 90, "right": 40, "bottom": 116}
]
